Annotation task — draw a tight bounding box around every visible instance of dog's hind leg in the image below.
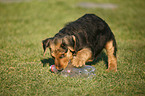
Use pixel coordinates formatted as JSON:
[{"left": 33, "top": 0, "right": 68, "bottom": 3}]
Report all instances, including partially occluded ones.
[{"left": 105, "top": 39, "right": 117, "bottom": 72}]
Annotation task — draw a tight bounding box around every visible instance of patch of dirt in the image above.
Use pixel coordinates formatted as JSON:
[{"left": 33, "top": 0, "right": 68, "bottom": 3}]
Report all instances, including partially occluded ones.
[
  {"left": 0, "top": 0, "right": 31, "bottom": 3},
  {"left": 77, "top": 2, "right": 118, "bottom": 9}
]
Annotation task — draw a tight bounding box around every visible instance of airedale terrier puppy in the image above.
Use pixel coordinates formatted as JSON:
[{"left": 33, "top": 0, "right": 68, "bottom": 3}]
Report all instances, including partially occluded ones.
[{"left": 42, "top": 14, "right": 117, "bottom": 72}]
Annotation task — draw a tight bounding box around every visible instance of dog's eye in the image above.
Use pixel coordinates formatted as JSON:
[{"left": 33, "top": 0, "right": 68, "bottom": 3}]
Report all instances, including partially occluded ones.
[
  {"left": 59, "top": 54, "right": 65, "bottom": 59},
  {"left": 61, "top": 43, "right": 66, "bottom": 49}
]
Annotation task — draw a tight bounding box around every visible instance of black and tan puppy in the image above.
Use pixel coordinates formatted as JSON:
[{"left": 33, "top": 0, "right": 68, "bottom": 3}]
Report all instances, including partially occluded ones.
[{"left": 42, "top": 14, "right": 117, "bottom": 72}]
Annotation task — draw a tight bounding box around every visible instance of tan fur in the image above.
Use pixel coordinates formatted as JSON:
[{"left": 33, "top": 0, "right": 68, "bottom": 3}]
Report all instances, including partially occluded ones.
[
  {"left": 49, "top": 38, "right": 73, "bottom": 70},
  {"left": 54, "top": 49, "right": 73, "bottom": 70},
  {"left": 49, "top": 36, "right": 92, "bottom": 69},
  {"left": 105, "top": 40, "right": 117, "bottom": 72},
  {"left": 63, "top": 35, "right": 76, "bottom": 52},
  {"left": 72, "top": 48, "right": 92, "bottom": 67}
]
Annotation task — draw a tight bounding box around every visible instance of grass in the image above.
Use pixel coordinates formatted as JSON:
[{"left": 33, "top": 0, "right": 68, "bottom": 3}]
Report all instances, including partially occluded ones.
[{"left": 0, "top": 0, "right": 145, "bottom": 96}]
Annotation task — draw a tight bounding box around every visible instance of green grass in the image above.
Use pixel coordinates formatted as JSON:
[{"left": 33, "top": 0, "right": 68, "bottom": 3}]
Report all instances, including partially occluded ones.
[{"left": 0, "top": 0, "right": 145, "bottom": 96}]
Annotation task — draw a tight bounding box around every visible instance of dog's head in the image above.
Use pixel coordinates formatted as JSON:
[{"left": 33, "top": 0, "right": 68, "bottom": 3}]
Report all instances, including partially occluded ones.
[{"left": 42, "top": 35, "right": 76, "bottom": 70}]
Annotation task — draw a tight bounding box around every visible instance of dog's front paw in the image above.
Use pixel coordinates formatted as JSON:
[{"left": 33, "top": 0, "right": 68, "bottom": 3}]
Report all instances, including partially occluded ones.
[{"left": 72, "top": 57, "right": 85, "bottom": 67}]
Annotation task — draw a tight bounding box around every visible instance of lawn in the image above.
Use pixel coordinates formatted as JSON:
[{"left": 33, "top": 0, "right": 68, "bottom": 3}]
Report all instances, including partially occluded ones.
[{"left": 0, "top": 0, "right": 145, "bottom": 96}]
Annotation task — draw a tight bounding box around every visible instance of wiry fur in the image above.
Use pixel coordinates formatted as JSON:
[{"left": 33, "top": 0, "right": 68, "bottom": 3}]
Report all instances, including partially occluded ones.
[{"left": 42, "top": 14, "right": 117, "bottom": 71}]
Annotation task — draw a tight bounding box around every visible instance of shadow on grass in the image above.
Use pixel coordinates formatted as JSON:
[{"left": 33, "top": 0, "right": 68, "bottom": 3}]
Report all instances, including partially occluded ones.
[
  {"left": 86, "top": 51, "right": 108, "bottom": 68},
  {"left": 41, "top": 51, "right": 108, "bottom": 68}
]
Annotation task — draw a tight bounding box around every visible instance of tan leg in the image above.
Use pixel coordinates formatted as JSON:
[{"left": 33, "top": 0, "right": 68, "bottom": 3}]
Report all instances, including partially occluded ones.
[
  {"left": 105, "top": 40, "right": 117, "bottom": 72},
  {"left": 72, "top": 48, "right": 92, "bottom": 67}
]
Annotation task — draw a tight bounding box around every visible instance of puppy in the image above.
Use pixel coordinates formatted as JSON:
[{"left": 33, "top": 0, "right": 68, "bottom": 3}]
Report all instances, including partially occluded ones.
[{"left": 42, "top": 14, "right": 117, "bottom": 72}]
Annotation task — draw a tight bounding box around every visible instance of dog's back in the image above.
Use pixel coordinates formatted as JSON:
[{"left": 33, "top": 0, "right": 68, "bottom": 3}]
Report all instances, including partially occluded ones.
[
  {"left": 43, "top": 14, "right": 117, "bottom": 71},
  {"left": 55, "top": 14, "right": 115, "bottom": 58}
]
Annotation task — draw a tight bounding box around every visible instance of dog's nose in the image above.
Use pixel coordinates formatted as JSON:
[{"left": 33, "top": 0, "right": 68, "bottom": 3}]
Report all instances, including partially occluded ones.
[
  {"left": 56, "top": 66, "right": 63, "bottom": 70},
  {"left": 57, "top": 68, "right": 63, "bottom": 72}
]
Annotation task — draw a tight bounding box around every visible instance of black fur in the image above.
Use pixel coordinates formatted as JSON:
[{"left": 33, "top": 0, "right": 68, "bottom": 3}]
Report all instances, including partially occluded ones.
[{"left": 50, "top": 14, "right": 117, "bottom": 58}]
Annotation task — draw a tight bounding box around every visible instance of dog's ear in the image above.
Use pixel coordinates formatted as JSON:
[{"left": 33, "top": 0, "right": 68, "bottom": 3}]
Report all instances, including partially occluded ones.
[
  {"left": 62, "top": 35, "right": 76, "bottom": 52},
  {"left": 42, "top": 38, "right": 53, "bottom": 56}
]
